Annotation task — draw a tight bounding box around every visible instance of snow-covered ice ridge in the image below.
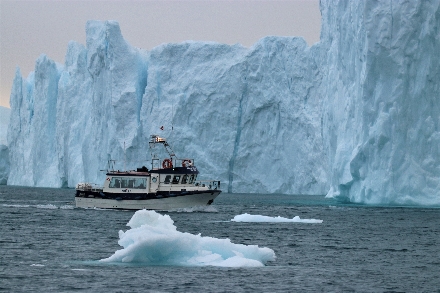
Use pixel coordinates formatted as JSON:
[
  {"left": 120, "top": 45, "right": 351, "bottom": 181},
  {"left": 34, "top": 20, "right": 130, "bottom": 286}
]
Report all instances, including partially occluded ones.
[{"left": 6, "top": 0, "right": 440, "bottom": 205}]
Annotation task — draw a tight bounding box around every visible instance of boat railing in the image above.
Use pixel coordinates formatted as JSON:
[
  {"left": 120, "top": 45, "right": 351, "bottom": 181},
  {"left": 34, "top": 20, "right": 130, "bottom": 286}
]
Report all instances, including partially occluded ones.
[
  {"left": 76, "top": 182, "right": 103, "bottom": 192},
  {"left": 176, "top": 158, "right": 195, "bottom": 168},
  {"left": 151, "top": 157, "right": 196, "bottom": 169},
  {"left": 194, "top": 180, "right": 221, "bottom": 190}
]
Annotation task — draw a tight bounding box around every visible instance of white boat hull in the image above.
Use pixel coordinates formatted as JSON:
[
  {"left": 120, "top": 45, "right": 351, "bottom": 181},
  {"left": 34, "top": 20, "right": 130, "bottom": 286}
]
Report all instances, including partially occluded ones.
[{"left": 75, "top": 191, "right": 220, "bottom": 210}]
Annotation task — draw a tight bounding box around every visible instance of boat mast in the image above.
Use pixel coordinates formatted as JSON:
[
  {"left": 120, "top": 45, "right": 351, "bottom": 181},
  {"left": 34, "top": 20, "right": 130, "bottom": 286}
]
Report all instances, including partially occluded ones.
[{"left": 149, "top": 135, "right": 176, "bottom": 169}]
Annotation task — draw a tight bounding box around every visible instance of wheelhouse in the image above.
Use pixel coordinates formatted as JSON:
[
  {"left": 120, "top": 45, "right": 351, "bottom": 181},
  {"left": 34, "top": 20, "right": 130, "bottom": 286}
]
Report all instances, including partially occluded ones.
[{"left": 89, "top": 135, "right": 221, "bottom": 194}]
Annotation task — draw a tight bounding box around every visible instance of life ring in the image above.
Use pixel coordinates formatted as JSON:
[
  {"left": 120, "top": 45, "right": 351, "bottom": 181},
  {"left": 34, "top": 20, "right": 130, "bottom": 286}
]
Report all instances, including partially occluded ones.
[
  {"left": 162, "top": 158, "right": 173, "bottom": 169},
  {"left": 182, "top": 159, "right": 192, "bottom": 167}
]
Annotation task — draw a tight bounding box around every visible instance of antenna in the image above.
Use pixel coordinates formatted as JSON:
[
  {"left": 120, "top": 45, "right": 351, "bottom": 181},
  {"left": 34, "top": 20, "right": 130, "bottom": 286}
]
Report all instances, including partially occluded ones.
[
  {"left": 169, "top": 98, "right": 176, "bottom": 145},
  {"left": 100, "top": 160, "right": 116, "bottom": 172},
  {"left": 123, "top": 125, "right": 126, "bottom": 171}
]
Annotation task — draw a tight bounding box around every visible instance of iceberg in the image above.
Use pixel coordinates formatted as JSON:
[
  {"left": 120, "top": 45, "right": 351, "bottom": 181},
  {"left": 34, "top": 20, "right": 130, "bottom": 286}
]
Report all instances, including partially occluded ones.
[
  {"left": 0, "top": 106, "right": 10, "bottom": 145},
  {"left": 320, "top": 0, "right": 440, "bottom": 205},
  {"left": 100, "top": 210, "right": 276, "bottom": 267},
  {"left": 6, "top": 0, "right": 440, "bottom": 205},
  {"left": 0, "top": 145, "right": 8, "bottom": 185},
  {"left": 0, "top": 106, "right": 10, "bottom": 184},
  {"left": 7, "top": 20, "right": 327, "bottom": 195}
]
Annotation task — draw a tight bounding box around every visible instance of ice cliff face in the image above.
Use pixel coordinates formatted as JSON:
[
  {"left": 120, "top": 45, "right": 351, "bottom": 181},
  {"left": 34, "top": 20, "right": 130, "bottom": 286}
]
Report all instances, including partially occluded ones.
[
  {"left": 7, "top": 0, "right": 440, "bottom": 205},
  {"left": 321, "top": 0, "right": 440, "bottom": 205},
  {"left": 141, "top": 38, "right": 326, "bottom": 194},
  {"left": 0, "top": 145, "right": 8, "bottom": 184},
  {"left": 0, "top": 106, "right": 11, "bottom": 184},
  {"left": 0, "top": 106, "right": 10, "bottom": 145},
  {"left": 7, "top": 20, "right": 327, "bottom": 194}
]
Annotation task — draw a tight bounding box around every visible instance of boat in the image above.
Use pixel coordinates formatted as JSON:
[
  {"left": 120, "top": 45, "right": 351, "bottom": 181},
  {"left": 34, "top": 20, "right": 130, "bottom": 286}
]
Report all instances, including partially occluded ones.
[{"left": 75, "top": 135, "right": 221, "bottom": 210}]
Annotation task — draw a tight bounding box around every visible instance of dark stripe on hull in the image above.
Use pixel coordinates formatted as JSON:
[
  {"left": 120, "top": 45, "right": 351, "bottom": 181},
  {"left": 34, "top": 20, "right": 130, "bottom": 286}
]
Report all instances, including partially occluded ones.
[
  {"left": 75, "top": 190, "right": 221, "bottom": 210},
  {"left": 75, "top": 190, "right": 221, "bottom": 201}
]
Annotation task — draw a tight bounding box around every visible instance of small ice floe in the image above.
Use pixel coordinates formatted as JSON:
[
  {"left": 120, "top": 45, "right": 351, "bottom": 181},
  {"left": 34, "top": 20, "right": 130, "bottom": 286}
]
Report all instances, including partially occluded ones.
[
  {"left": 100, "top": 210, "right": 275, "bottom": 267},
  {"left": 231, "top": 213, "right": 323, "bottom": 223}
]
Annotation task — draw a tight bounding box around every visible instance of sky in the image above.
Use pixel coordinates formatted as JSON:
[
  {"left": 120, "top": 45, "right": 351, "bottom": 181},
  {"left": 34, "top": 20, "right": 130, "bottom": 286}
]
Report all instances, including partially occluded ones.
[{"left": 0, "top": 0, "right": 321, "bottom": 108}]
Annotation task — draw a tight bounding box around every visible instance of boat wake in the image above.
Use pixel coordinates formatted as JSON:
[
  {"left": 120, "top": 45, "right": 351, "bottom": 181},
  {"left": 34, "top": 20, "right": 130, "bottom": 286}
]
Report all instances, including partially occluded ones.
[{"left": 2, "top": 203, "right": 74, "bottom": 209}]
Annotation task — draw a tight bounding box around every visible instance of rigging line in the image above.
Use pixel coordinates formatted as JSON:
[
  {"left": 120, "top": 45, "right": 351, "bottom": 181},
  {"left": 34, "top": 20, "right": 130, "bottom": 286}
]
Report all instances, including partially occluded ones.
[
  {"left": 123, "top": 124, "right": 126, "bottom": 172},
  {"left": 167, "top": 99, "right": 174, "bottom": 142}
]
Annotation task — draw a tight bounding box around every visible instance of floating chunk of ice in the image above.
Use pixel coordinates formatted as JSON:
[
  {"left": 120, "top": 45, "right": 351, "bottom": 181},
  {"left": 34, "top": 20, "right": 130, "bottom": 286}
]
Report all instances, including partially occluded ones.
[
  {"left": 100, "top": 210, "right": 276, "bottom": 267},
  {"left": 231, "top": 213, "right": 323, "bottom": 223}
]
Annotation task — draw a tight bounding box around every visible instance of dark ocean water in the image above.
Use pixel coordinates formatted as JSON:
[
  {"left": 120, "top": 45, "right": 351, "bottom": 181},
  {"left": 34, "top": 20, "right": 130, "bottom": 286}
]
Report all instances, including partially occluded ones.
[{"left": 1, "top": 185, "right": 439, "bottom": 292}]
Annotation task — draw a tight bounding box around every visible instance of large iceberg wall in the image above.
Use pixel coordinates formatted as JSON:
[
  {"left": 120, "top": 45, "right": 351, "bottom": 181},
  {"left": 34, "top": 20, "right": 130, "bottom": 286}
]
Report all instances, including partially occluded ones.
[
  {"left": 8, "top": 57, "right": 64, "bottom": 186},
  {"left": 140, "top": 38, "right": 326, "bottom": 194},
  {"left": 0, "top": 106, "right": 10, "bottom": 184},
  {"left": 8, "top": 20, "right": 327, "bottom": 194},
  {"left": 0, "top": 145, "right": 8, "bottom": 184},
  {"left": 8, "top": 21, "right": 148, "bottom": 187},
  {"left": 8, "top": 0, "right": 440, "bottom": 205},
  {"left": 321, "top": 0, "right": 440, "bottom": 205},
  {"left": 0, "top": 106, "right": 10, "bottom": 145}
]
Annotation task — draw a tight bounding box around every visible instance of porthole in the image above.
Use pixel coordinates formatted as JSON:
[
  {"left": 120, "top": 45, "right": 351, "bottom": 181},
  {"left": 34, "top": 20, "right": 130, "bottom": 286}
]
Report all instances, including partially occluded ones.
[{"left": 152, "top": 177, "right": 157, "bottom": 183}]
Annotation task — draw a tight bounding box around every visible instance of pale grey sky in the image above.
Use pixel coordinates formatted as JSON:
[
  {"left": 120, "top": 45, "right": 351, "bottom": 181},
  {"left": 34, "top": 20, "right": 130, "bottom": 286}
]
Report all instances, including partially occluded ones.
[{"left": 0, "top": 0, "right": 321, "bottom": 108}]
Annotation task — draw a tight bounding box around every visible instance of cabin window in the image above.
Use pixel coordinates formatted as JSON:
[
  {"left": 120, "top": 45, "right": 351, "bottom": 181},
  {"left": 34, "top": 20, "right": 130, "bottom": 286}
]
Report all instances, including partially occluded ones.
[
  {"left": 172, "top": 175, "right": 181, "bottom": 184},
  {"left": 188, "top": 175, "right": 197, "bottom": 184},
  {"left": 164, "top": 175, "right": 171, "bottom": 184},
  {"left": 109, "top": 177, "right": 146, "bottom": 189},
  {"left": 120, "top": 178, "right": 129, "bottom": 188},
  {"left": 133, "top": 178, "right": 146, "bottom": 189},
  {"left": 109, "top": 177, "right": 122, "bottom": 188},
  {"left": 122, "top": 178, "right": 134, "bottom": 188},
  {"left": 182, "top": 175, "right": 188, "bottom": 184}
]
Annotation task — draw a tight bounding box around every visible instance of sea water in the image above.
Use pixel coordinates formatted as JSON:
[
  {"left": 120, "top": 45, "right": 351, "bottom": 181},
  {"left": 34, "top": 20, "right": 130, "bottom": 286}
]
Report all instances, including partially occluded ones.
[{"left": 1, "top": 185, "right": 439, "bottom": 292}]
